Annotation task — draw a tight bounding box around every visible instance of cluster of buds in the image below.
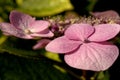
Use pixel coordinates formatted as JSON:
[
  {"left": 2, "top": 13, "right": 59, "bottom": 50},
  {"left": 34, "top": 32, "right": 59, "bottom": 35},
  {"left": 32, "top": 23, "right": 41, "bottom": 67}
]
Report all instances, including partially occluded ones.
[{"left": 0, "top": 10, "right": 120, "bottom": 71}]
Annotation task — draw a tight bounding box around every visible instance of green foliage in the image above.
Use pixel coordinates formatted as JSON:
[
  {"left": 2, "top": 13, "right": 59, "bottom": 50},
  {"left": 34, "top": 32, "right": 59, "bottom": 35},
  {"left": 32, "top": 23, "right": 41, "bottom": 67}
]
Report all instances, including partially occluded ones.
[
  {"left": 16, "top": 0, "right": 73, "bottom": 17},
  {"left": 0, "top": 36, "right": 61, "bottom": 62},
  {"left": 0, "top": 37, "right": 42, "bottom": 57},
  {"left": 0, "top": 53, "right": 71, "bottom": 80},
  {"left": 0, "top": 36, "right": 72, "bottom": 80},
  {"left": 86, "top": 0, "right": 98, "bottom": 12},
  {"left": 0, "top": 0, "right": 16, "bottom": 20},
  {"left": 0, "top": 0, "right": 73, "bottom": 20},
  {"left": 0, "top": 36, "right": 71, "bottom": 80},
  {"left": 96, "top": 71, "right": 110, "bottom": 80}
]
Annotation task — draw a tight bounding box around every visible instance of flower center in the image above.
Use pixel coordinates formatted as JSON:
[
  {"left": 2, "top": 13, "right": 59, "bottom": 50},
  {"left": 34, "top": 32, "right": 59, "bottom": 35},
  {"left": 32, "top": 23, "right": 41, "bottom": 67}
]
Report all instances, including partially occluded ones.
[
  {"left": 83, "top": 39, "right": 90, "bottom": 43},
  {"left": 24, "top": 29, "right": 32, "bottom": 34}
]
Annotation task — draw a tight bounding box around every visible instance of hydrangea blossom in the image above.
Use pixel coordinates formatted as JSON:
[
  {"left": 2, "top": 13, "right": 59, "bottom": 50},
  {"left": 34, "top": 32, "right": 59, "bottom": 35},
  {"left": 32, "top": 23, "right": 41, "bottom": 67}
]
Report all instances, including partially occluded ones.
[
  {"left": 91, "top": 10, "right": 120, "bottom": 24},
  {"left": 0, "top": 11, "right": 53, "bottom": 39},
  {"left": 91, "top": 10, "right": 119, "bottom": 19},
  {"left": 46, "top": 23, "right": 120, "bottom": 71}
]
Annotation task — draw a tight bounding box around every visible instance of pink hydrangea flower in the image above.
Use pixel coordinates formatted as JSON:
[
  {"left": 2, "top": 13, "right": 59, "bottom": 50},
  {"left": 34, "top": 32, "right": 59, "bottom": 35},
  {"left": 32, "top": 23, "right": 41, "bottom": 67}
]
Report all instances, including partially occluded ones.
[
  {"left": 0, "top": 11, "right": 53, "bottom": 39},
  {"left": 91, "top": 10, "right": 119, "bottom": 19},
  {"left": 46, "top": 23, "right": 120, "bottom": 71}
]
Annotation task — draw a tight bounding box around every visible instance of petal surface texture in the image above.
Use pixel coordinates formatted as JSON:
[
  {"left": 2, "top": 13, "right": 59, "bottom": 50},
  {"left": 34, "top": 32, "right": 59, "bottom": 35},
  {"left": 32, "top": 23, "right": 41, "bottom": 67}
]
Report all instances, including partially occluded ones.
[
  {"left": 46, "top": 36, "right": 82, "bottom": 53},
  {"left": 30, "top": 29, "right": 54, "bottom": 37},
  {"left": 65, "top": 24, "right": 94, "bottom": 41},
  {"left": 65, "top": 42, "right": 119, "bottom": 71},
  {"left": 0, "top": 23, "right": 32, "bottom": 39},
  {"left": 29, "top": 21, "right": 50, "bottom": 33},
  {"left": 88, "top": 24, "right": 120, "bottom": 42},
  {"left": 10, "top": 10, "right": 35, "bottom": 30}
]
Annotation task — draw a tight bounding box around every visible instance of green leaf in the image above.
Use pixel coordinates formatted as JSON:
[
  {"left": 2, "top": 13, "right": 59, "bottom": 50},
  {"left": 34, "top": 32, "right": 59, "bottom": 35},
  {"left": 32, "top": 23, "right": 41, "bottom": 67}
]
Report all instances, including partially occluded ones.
[
  {"left": 16, "top": 0, "right": 73, "bottom": 17},
  {"left": 96, "top": 71, "right": 110, "bottom": 80},
  {"left": 0, "top": 38, "right": 42, "bottom": 57},
  {"left": 86, "top": 0, "right": 97, "bottom": 12},
  {"left": 0, "top": 53, "right": 71, "bottom": 80},
  {"left": 0, "top": 37, "right": 62, "bottom": 63},
  {"left": 45, "top": 51, "right": 61, "bottom": 62},
  {"left": 0, "top": 0, "right": 17, "bottom": 20}
]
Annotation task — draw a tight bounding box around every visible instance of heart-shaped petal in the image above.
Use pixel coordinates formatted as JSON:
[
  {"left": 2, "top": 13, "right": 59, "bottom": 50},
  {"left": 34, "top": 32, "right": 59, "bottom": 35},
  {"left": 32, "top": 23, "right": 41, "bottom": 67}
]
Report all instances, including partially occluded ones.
[
  {"left": 88, "top": 24, "right": 120, "bottom": 42},
  {"left": 65, "top": 24, "right": 94, "bottom": 41},
  {"left": 65, "top": 42, "right": 119, "bottom": 71},
  {"left": 10, "top": 10, "right": 35, "bottom": 30},
  {"left": 46, "top": 36, "right": 82, "bottom": 53}
]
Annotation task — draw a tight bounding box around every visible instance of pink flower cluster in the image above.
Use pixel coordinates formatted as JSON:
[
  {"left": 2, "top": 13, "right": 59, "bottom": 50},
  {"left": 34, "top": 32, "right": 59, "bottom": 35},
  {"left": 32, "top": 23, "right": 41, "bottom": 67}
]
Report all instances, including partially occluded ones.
[
  {"left": 0, "top": 11, "right": 53, "bottom": 39},
  {"left": 0, "top": 10, "right": 120, "bottom": 71},
  {"left": 46, "top": 24, "right": 120, "bottom": 71}
]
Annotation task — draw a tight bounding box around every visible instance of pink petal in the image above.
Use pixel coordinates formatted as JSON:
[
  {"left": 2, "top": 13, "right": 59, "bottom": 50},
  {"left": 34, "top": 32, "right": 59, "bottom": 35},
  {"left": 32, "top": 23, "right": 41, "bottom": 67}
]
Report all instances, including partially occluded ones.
[
  {"left": 10, "top": 10, "right": 35, "bottom": 30},
  {"left": 0, "top": 23, "right": 17, "bottom": 34},
  {"left": 31, "top": 29, "right": 54, "bottom": 37},
  {"left": 88, "top": 24, "right": 120, "bottom": 42},
  {"left": 29, "top": 20, "right": 50, "bottom": 33},
  {"left": 65, "top": 42, "right": 119, "bottom": 71},
  {"left": 91, "top": 10, "right": 119, "bottom": 19},
  {"left": 65, "top": 24, "right": 94, "bottom": 41},
  {"left": 0, "top": 23, "right": 33, "bottom": 39},
  {"left": 33, "top": 39, "right": 51, "bottom": 50},
  {"left": 46, "top": 36, "right": 82, "bottom": 53}
]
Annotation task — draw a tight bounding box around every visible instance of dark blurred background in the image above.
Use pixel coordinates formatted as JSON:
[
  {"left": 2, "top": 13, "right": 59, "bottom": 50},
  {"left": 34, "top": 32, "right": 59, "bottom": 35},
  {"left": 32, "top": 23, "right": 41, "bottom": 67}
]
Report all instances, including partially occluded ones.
[{"left": 70, "top": 0, "right": 120, "bottom": 15}]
